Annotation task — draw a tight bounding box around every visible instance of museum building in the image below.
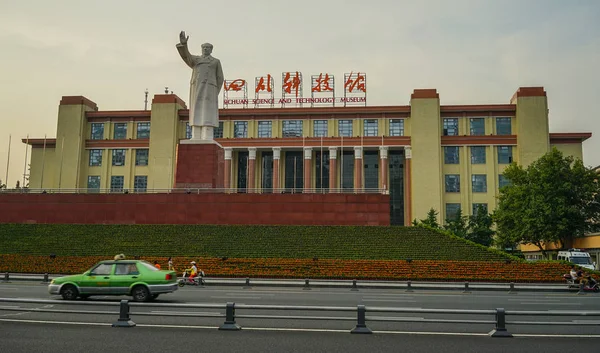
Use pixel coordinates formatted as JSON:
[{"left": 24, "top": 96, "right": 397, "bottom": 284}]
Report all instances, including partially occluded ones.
[{"left": 22, "top": 87, "right": 592, "bottom": 226}]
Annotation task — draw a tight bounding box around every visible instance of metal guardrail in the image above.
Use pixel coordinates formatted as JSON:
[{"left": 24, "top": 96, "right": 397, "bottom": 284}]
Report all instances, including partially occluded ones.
[
  {"left": 0, "top": 187, "right": 386, "bottom": 194},
  {"left": 1, "top": 297, "right": 599, "bottom": 336}
]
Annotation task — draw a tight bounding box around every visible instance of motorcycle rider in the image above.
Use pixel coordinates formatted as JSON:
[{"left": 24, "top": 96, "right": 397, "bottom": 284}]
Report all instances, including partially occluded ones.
[
  {"left": 569, "top": 266, "right": 578, "bottom": 282},
  {"left": 186, "top": 261, "right": 198, "bottom": 284}
]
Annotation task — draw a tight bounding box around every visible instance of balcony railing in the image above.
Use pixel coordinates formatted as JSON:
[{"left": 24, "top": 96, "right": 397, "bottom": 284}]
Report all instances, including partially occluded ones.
[{"left": 0, "top": 187, "right": 389, "bottom": 195}]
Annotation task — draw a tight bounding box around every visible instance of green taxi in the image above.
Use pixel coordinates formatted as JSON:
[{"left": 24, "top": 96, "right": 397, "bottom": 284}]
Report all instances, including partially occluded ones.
[{"left": 48, "top": 257, "right": 178, "bottom": 302}]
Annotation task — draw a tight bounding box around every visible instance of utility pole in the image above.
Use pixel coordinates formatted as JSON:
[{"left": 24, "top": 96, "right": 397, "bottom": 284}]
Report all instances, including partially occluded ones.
[{"left": 144, "top": 88, "right": 149, "bottom": 110}]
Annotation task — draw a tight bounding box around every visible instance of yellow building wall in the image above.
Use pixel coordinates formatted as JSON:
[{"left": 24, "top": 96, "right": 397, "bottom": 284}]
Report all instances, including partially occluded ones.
[
  {"left": 29, "top": 147, "right": 56, "bottom": 189},
  {"left": 520, "top": 234, "right": 600, "bottom": 252},
  {"left": 513, "top": 96, "right": 549, "bottom": 166},
  {"left": 148, "top": 101, "right": 183, "bottom": 190},
  {"left": 552, "top": 143, "right": 583, "bottom": 161},
  {"left": 410, "top": 97, "right": 443, "bottom": 222}
]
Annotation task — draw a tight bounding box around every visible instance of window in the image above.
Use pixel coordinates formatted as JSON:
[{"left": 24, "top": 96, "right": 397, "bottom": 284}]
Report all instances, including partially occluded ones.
[
  {"left": 214, "top": 121, "right": 224, "bottom": 138},
  {"left": 136, "top": 122, "right": 150, "bottom": 139},
  {"left": 338, "top": 120, "right": 353, "bottom": 137},
  {"left": 91, "top": 123, "right": 104, "bottom": 140},
  {"left": 115, "top": 263, "right": 139, "bottom": 275},
  {"left": 258, "top": 121, "right": 272, "bottom": 138},
  {"left": 110, "top": 176, "right": 124, "bottom": 192},
  {"left": 472, "top": 203, "right": 488, "bottom": 216},
  {"left": 313, "top": 120, "right": 328, "bottom": 137},
  {"left": 89, "top": 150, "right": 103, "bottom": 166},
  {"left": 472, "top": 174, "right": 487, "bottom": 192},
  {"left": 470, "top": 118, "right": 485, "bottom": 136},
  {"left": 363, "top": 119, "right": 378, "bottom": 136},
  {"left": 90, "top": 263, "right": 113, "bottom": 276},
  {"left": 498, "top": 146, "right": 513, "bottom": 164},
  {"left": 113, "top": 123, "right": 127, "bottom": 139},
  {"left": 234, "top": 121, "right": 248, "bottom": 138},
  {"left": 134, "top": 176, "right": 147, "bottom": 192},
  {"left": 470, "top": 146, "right": 486, "bottom": 164},
  {"left": 282, "top": 120, "right": 303, "bottom": 137},
  {"left": 135, "top": 149, "right": 149, "bottom": 166},
  {"left": 389, "top": 119, "right": 404, "bottom": 136},
  {"left": 445, "top": 174, "right": 460, "bottom": 192},
  {"left": 87, "top": 176, "right": 100, "bottom": 192},
  {"left": 112, "top": 149, "right": 126, "bottom": 166},
  {"left": 185, "top": 122, "right": 192, "bottom": 139},
  {"left": 496, "top": 117, "right": 511, "bottom": 135},
  {"left": 443, "top": 118, "right": 458, "bottom": 136},
  {"left": 499, "top": 174, "right": 511, "bottom": 188},
  {"left": 445, "top": 203, "right": 461, "bottom": 221},
  {"left": 444, "top": 146, "right": 459, "bottom": 164}
]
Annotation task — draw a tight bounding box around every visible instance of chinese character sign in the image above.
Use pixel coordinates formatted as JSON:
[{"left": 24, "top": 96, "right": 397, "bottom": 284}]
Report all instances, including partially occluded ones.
[
  {"left": 311, "top": 73, "right": 334, "bottom": 93},
  {"left": 310, "top": 73, "right": 335, "bottom": 107},
  {"left": 223, "top": 79, "right": 248, "bottom": 108},
  {"left": 342, "top": 72, "right": 367, "bottom": 106},
  {"left": 282, "top": 71, "right": 302, "bottom": 97},
  {"left": 254, "top": 75, "right": 275, "bottom": 107}
]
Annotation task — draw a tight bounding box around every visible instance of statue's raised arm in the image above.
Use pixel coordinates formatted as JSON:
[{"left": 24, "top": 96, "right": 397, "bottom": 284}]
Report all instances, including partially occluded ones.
[{"left": 176, "top": 30, "right": 195, "bottom": 68}]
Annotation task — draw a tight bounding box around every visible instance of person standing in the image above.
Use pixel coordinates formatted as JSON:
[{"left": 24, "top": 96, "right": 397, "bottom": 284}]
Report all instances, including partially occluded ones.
[{"left": 168, "top": 257, "right": 174, "bottom": 271}]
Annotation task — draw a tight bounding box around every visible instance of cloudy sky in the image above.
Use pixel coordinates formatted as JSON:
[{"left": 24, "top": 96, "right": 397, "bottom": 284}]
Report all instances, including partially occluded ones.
[{"left": 1, "top": 0, "right": 599, "bottom": 187}]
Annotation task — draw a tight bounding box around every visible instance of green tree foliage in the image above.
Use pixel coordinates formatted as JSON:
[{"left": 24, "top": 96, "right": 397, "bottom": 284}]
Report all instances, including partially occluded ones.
[
  {"left": 444, "top": 208, "right": 468, "bottom": 239},
  {"left": 493, "top": 148, "right": 600, "bottom": 256},
  {"left": 0, "top": 179, "right": 6, "bottom": 189},
  {"left": 415, "top": 208, "right": 440, "bottom": 229},
  {"left": 467, "top": 206, "right": 495, "bottom": 247}
]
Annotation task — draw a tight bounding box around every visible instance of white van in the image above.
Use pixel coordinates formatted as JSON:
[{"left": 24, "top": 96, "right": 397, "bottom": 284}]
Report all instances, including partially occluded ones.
[{"left": 557, "top": 249, "right": 596, "bottom": 270}]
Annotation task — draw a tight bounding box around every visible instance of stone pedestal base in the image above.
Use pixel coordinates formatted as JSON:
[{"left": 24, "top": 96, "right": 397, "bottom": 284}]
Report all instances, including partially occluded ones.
[{"left": 174, "top": 142, "right": 224, "bottom": 189}]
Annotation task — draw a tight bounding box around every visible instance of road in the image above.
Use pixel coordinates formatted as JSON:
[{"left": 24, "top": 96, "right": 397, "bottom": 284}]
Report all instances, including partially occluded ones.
[{"left": 1, "top": 282, "right": 599, "bottom": 352}]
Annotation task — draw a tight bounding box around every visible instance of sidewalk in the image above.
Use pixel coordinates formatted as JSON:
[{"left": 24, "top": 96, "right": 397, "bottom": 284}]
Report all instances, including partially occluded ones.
[{"left": 1, "top": 272, "right": 575, "bottom": 292}]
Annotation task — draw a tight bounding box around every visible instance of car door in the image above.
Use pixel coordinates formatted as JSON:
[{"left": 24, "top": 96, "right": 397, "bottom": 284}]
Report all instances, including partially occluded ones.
[
  {"left": 79, "top": 263, "right": 114, "bottom": 295},
  {"left": 111, "top": 263, "right": 141, "bottom": 295}
]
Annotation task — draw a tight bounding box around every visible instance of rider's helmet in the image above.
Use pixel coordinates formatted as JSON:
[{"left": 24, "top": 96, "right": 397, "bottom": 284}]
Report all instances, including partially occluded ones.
[{"left": 191, "top": 261, "right": 196, "bottom": 264}]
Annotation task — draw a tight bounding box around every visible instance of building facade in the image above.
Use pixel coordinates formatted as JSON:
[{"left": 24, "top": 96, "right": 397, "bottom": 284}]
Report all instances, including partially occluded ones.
[{"left": 23, "top": 87, "right": 591, "bottom": 226}]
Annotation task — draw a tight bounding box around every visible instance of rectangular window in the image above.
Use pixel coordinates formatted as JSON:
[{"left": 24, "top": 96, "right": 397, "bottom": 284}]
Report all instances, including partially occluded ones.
[
  {"left": 472, "top": 174, "right": 487, "bottom": 193},
  {"left": 214, "top": 122, "right": 224, "bottom": 138},
  {"left": 91, "top": 123, "right": 104, "bottom": 140},
  {"left": 185, "top": 122, "right": 191, "bottom": 139},
  {"left": 261, "top": 151, "right": 273, "bottom": 191},
  {"left": 389, "top": 119, "right": 404, "bottom": 136},
  {"left": 445, "top": 174, "right": 460, "bottom": 193},
  {"left": 135, "top": 149, "right": 149, "bottom": 166},
  {"left": 89, "top": 149, "right": 103, "bottom": 166},
  {"left": 338, "top": 120, "right": 353, "bottom": 137},
  {"left": 363, "top": 119, "right": 378, "bottom": 137},
  {"left": 498, "top": 146, "right": 513, "bottom": 164},
  {"left": 313, "top": 120, "right": 328, "bottom": 137},
  {"left": 87, "top": 176, "right": 100, "bottom": 192},
  {"left": 113, "top": 123, "right": 127, "bottom": 139},
  {"left": 470, "top": 146, "right": 486, "bottom": 164},
  {"left": 315, "top": 151, "right": 330, "bottom": 190},
  {"left": 472, "top": 203, "right": 488, "bottom": 216},
  {"left": 282, "top": 120, "right": 303, "bottom": 137},
  {"left": 470, "top": 118, "right": 485, "bottom": 136},
  {"left": 340, "top": 151, "right": 354, "bottom": 189},
  {"left": 136, "top": 122, "right": 150, "bottom": 139},
  {"left": 134, "top": 176, "right": 148, "bottom": 192},
  {"left": 444, "top": 146, "right": 459, "bottom": 164},
  {"left": 445, "top": 203, "right": 461, "bottom": 221},
  {"left": 112, "top": 149, "right": 126, "bottom": 166},
  {"left": 496, "top": 117, "right": 511, "bottom": 135},
  {"left": 499, "top": 174, "right": 511, "bottom": 189},
  {"left": 234, "top": 121, "right": 248, "bottom": 138},
  {"left": 443, "top": 118, "right": 458, "bottom": 136},
  {"left": 284, "top": 151, "right": 303, "bottom": 192},
  {"left": 258, "top": 121, "right": 272, "bottom": 138},
  {"left": 364, "top": 151, "right": 379, "bottom": 189},
  {"left": 110, "top": 176, "right": 124, "bottom": 192}
]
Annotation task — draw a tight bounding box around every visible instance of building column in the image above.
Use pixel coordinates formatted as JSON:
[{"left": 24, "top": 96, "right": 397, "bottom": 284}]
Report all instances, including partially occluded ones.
[
  {"left": 248, "top": 147, "right": 257, "bottom": 193},
  {"left": 303, "top": 147, "right": 312, "bottom": 193},
  {"left": 328, "top": 147, "right": 337, "bottom": 192},
  {"left": 272, "top": 147, "right": 281, "bottom": 193},
  {"left": 404, "top": 146, "right": 412, "bottom": 226},
  {"left": 224, "top": 148, "right": 233, "bottom": 193},
  {"left": 353, "top": 146, "right": 363, "bottom": 192},
  {"left": 379, "top": 146, "right": 388, "bottom": 194}
]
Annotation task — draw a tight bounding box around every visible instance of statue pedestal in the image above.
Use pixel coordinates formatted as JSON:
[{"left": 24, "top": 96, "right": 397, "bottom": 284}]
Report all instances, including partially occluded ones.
[{"left": 174, "top": 141, "right": 224, "bottom": 189}]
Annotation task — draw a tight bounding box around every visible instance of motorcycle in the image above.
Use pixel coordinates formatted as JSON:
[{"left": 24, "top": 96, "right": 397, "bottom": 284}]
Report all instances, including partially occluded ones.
[
  {"left": 563, "top": 274, "right": 599, "bottom": 292},
  {"left": 178, "top": 270, "right": 205, "bottom": 287}
]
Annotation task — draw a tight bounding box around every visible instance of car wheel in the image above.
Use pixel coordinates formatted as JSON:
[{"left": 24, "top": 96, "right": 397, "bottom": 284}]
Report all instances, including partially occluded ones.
[
  {"left": 178, "top": 281, "right": 185, "bottom": 287},
  {"left": 60, "top": 285, "right": 78, "bottom": 300},
  {"left": 132, "top": 285, "right": 150, "bottom": 302}
]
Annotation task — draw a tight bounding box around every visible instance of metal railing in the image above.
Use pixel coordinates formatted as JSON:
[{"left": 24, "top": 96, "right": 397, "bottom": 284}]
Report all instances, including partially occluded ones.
[
  {"left": 1, "top": 297, "right": 599, "bottom": 336},
  {"left": 0, "top": 187, "right": 387, "bottom": 195}
]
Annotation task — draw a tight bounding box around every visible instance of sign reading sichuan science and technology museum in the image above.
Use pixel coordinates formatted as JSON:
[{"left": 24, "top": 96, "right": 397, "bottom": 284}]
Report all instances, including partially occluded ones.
[{"left": 223, "top": 72, "right": 366, "bottom": 108}]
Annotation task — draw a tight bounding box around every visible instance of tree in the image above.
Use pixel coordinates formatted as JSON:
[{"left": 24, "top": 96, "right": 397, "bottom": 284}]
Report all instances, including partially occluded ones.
[
  {"left": 466, "top": 205, "right": 495, "bottom": 247},
  {"left": 0, "top": 179, "right": 5, "bottom": 189},
  {"left": 444, "top": 208, "right": 468, "bottom": 239},
  {"left": 493, "top": 148, "right": 600, "bottom": 258},
  {"left": 414, "top": 208, "right": 440, "bottom": 229}
]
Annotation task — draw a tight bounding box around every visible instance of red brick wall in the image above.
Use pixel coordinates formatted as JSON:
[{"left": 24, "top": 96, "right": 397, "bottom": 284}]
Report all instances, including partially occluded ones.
[{"left": 0, "top": 193, "right": 390, "bottom": 225}]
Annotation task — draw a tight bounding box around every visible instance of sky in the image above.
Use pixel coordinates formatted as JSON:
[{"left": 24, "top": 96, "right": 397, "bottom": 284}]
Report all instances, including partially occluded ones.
[{"left": 1, "top": 0, "right": 599, "bottom": 187}]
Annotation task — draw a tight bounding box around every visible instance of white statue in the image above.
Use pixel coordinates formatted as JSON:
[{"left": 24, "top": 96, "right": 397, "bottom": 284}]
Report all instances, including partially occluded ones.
[{"left": 176, "top": 31, "right": 224, "bottom": 141}]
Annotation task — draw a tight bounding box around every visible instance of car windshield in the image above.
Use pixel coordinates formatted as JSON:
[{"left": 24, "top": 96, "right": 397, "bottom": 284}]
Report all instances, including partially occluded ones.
[
  {"left": 571, "top": 257, "right": 592, "bottom": 265},
  {"left": 139, "top": 261, "right": 160, "bottom": 271}
]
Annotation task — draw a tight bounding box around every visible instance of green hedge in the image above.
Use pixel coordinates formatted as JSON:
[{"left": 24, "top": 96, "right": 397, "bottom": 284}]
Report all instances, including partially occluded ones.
[{"left": 0, "top": 224, "right": 514, "bottom": 261}]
